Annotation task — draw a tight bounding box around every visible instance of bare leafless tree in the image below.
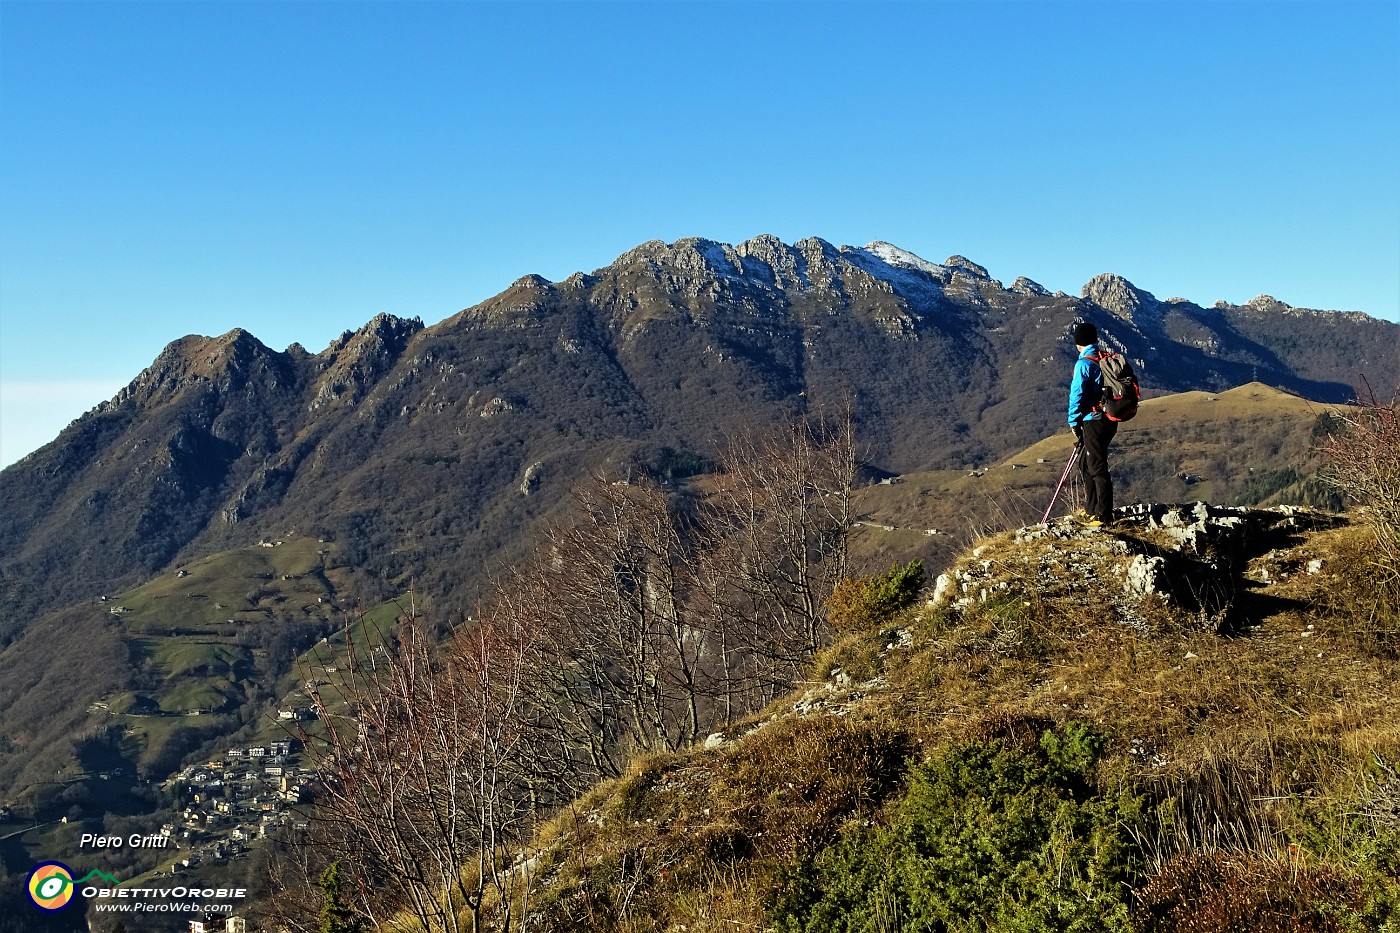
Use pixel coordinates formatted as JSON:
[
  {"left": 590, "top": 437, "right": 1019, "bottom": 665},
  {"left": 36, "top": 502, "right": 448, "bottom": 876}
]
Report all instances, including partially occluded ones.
[
  {"left": 473, "top": 410, "right": 859, "bottom": 808},
  {"left": 502, "top": 475, "right": 710, "bottom": 789},
  {"left": 273, "top": 411, "right": 861, "bottom": 930},
  {"left": 1318, "top": 381, "right": 1400, "bottom": 579},
  {"left": 297, "top": 603, "right": 540, "bottom": 933},
  {"left": 248, "top": 824, "right": 323, "bottom": 933},
  {"left": 698, "top": 411, "right": 859, "bottom": 707}
]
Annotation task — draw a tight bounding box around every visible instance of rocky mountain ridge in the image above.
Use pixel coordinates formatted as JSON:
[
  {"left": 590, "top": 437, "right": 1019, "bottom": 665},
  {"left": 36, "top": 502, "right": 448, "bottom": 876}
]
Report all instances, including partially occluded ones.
[
  {"left": 3, "top": 236, "right": 1397, "bottom": 932},
  {"left": 3, "top": 235, "right": 1397, "bottom": 643}
]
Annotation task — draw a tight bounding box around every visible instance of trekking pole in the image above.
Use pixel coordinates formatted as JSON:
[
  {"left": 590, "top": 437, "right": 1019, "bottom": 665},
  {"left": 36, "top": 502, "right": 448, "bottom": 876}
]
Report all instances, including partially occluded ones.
[{"left": 1041, "top": 443, "right": 1083, "bottom": 524}]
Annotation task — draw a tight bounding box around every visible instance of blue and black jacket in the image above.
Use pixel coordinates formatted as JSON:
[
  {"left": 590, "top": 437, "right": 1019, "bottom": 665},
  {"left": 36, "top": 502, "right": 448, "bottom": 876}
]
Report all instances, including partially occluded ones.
[{"left": 1067, "top": 345, "right": 1104, "bottom": 427}]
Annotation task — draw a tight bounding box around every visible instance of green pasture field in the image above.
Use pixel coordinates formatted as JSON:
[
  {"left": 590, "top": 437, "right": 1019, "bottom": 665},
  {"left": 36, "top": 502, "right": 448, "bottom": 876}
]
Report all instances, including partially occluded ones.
[
  {"left": 244, "top": 595, "right": 407, "bottom": 746},
  {"left": 111, "top": 536, "right": 337, "bottom": 635}
]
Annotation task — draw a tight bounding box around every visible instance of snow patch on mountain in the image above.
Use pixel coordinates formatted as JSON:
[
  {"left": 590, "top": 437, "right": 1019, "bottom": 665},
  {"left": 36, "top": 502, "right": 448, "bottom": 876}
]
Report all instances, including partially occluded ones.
[
  {"left": 841, "top": 244, "right": 946, "bottom": 306},
  {"left": 944, "top": 255, "right": 991, "bottom": 279},
  {"left": 861, "top": 241, "right": 949, "bottom": 278}
]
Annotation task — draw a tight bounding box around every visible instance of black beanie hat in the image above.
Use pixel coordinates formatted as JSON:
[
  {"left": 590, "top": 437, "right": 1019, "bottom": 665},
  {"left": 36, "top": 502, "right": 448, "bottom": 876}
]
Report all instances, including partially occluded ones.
[{"left": 1073, "top": 321, "right": 1098, "bottom": 346}]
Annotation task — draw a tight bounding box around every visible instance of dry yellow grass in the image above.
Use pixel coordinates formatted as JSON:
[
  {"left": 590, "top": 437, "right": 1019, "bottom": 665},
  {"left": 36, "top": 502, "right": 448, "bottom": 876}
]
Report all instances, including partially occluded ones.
[{"left": 485, "top": 508, "right": 1399, "bottom": 932}]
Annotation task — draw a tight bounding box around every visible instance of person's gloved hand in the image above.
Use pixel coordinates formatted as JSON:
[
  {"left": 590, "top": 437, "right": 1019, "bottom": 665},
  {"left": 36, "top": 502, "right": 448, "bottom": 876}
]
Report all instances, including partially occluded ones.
[{"left": 1072, "top": 424, "right": 1083, "bottom": 443}]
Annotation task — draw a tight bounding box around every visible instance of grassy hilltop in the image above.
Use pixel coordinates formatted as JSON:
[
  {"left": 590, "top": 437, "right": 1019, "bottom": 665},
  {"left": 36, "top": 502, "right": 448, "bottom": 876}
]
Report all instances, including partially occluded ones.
[
  {"left": 847, "top": 382, "right": 1338, "bottom": 575},
  {"left": 501, "top": 507, "right": 1399, "bottom": 932}
]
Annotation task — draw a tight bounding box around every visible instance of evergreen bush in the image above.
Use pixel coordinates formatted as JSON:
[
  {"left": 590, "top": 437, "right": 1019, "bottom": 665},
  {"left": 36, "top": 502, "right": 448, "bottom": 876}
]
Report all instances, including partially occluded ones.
[
  {"left": 768, "top": 722, "right": 1138, "bottom": 933},
  {"left": 827, "top": 560, "right": 926, "bottom": 634}
]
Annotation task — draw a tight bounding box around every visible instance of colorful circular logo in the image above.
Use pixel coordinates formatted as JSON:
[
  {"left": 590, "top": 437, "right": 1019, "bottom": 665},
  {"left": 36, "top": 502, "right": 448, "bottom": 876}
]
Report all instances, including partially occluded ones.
[{"left": 27, "top": 861, "right": 76, "bottom": 911}]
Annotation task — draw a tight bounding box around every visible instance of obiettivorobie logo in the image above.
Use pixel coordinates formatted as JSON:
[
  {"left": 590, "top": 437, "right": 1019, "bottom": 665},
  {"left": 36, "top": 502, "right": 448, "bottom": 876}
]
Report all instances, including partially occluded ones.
[
  {"left": 27, "top": 861, "right": 120, "bottom": 911},
  {"left": 26, "top": 860, "right": 248, "bottom": 914}
]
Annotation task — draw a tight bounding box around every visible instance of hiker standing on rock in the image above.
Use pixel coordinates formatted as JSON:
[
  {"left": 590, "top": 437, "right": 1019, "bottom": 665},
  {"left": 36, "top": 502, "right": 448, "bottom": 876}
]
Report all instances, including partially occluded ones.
[{"left": 1068, "top": 321, "right": 1116, "bottom": 526}]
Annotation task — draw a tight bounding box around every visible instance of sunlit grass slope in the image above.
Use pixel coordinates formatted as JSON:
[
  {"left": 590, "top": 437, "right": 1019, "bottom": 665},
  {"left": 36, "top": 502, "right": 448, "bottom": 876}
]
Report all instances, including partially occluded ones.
[{"left": 491, "top": 511, "right": 1399, "bottom": 933}]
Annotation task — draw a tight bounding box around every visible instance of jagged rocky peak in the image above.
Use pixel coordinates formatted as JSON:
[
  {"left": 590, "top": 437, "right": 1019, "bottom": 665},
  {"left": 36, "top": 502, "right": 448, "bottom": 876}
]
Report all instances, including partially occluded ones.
[
  {"left": 610, "top": 234, "right": 853, "bottom": 287},
  {"left": 1243, "top": 294, "right": 1293, "bottom": 313},
  {"left": 724, "top": 234, "right": 844, "bottom": 293},
  {"left": 310, "top": 313, "right": 424, "bottom": 412},
  {"left": 734, "top": 234, "right": 807, "bottom": 284},
  {"left": 794, "top": 235, "right": 839, "bottom": 259},
  {"left": 1011, "top": 276, "right": 1049, "bottom": 296},
  {"left": 323, "top": 313, "right": 423, "bottom": 358},
  {"left": 461, "top": 272, "right": 566, "bottom": 328},
  {"left": 944, "top": 255, "right": 990, "bottom": 279},
  {"left": 609, "top": 238, "right": 734, "bottom": 278},
  {"left": 495, "top": 273, "right": 559, "bottom": 300},
  {"left": 668, "top": 237, "right": 745, "bottom": 277},
  {"left": 112, "top": 328, "right": 284, "bottom": 408},
  {"left": 794, "top": 237, "right": 847, "bottom": 290},
  {"left": 611, "top": 238, "right": 670, "bottom": 268},
  {"left": 735, "top": 233, "right": 788, "bottom": 258},
  {"left": 198, "top": 328, "right": 275, "bottom": 370},
  {"left": 599, "top": 235, "right": 974, "bottom": 302},
  {"left": 600, "top": 234, "right": 951, "bottom": 318},
  {"left": 731, "top": 233, "right": 819, "bottom": 268},
  {"left": 599, "top": 237, "right": 749, "bottom": 290},
  {"left": 1081, "top": 273, "right": 1162, "bottom": 323},
  {"left": 355, "top": 312, "right": 422, "bottom": 351}
]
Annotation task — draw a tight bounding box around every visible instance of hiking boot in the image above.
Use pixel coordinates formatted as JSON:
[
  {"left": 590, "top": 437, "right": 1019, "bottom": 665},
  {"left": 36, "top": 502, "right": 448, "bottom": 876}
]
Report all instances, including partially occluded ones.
[{"left": 1074, "top": 514, "right": 1105, "bottom": 528}]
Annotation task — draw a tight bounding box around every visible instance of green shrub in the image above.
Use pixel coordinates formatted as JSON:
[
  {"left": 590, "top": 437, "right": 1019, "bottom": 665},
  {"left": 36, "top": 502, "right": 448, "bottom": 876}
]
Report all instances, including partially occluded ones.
[
  {"left": 768, "top": 722, "right": 1138, "bottom": 933},
  {"left": 1290, "top": 771, "right": 1400, "bottom": 933},
  {"left": 318, "top": 861, "right": 366, "bottom": 933},
  {"left": 827, "top": 560, "right": 926, "bottom": 634}
]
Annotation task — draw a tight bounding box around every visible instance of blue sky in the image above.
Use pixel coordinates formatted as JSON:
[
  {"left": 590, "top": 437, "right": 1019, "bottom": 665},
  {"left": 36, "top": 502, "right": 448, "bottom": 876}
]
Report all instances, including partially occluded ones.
[{"left": 1, "top": 0, "right": 1397, "bottom": 466}]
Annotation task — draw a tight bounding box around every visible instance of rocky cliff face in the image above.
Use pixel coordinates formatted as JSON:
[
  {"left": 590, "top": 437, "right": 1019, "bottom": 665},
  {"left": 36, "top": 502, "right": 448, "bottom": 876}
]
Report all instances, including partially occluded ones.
[
  {"left": 309, "top": 313, "right": 424, "bottom": 413},
  {"left": 1081, "top": 273, "right": 1164, "bottom": 326},
  {"left": 2, "top": 236, "right": 1397, "bottom": 641}
]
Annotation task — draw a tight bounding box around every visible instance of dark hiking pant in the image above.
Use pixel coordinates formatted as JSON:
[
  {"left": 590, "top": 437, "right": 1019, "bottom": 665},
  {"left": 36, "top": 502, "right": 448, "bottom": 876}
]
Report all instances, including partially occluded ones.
[{"left": 1079, "top": 418, "right": 1117, "bottom": 522}]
